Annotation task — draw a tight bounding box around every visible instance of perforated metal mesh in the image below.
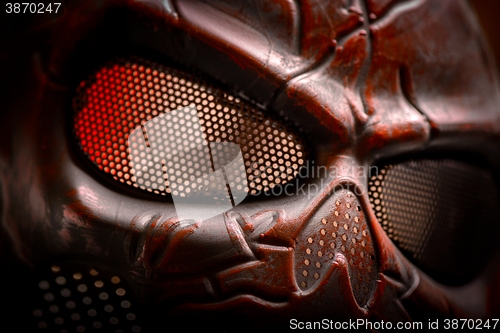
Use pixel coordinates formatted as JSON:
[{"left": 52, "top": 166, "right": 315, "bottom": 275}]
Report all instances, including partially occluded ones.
[
  {"left": 368, "top": 158, "right": 500, "bottom": 284},
  {"left": 31, "top": 262, "right": 141, "bottom": 332},
  {"left": 73, "top": 57, "right": 307, "bottom": 197},
  {"left": 295, "top": 189, "right": 377, "bottom": 307}
]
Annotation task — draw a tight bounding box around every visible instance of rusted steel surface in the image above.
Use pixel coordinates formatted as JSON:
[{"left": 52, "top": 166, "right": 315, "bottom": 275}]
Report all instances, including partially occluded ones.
[{"left": 1, "top": 0, "right": 500, "bottom": 331}]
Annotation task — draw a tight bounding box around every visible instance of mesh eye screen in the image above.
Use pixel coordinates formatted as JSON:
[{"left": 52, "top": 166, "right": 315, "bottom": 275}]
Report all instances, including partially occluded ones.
[
  {"left": 73, "top": 57, "right": 307, "bottom": 196},
  {"left": 368, "top": 158, "right": 500, "bottom": 284}
]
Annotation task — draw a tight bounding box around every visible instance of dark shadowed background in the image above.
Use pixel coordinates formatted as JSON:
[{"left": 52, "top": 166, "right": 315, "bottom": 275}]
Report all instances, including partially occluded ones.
[{"left": 470, "top": 0, "right": 500, "bottom": 75}]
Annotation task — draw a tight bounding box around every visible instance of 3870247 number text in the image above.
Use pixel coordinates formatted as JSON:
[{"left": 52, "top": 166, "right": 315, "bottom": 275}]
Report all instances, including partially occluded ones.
[
  {"left": 6, "top": 3, "right": 61, "bottom": 14},
  {"left": 443, "top": 319, "right": 499, "bottom": 330}
]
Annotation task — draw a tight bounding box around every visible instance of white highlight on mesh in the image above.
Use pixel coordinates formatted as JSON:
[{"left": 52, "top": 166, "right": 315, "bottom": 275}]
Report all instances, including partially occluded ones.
[{"left": 128, "top": 104, "right": 248, "bottom": 223}]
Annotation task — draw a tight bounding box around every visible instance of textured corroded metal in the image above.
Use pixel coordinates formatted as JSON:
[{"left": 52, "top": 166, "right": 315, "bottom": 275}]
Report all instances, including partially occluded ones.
[{"left": 294, "top": 189, "right": 377, "bottom": 307}]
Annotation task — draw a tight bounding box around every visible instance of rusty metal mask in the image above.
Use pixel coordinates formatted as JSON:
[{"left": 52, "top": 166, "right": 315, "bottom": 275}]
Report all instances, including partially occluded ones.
[{"left": 2, "top": 0, "right": 500, "bottom": 331}]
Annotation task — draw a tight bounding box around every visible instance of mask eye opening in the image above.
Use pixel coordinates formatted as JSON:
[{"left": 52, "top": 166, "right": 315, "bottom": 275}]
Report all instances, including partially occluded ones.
[
  {"left": 72, "top": 56, "right": 312, "bottom": 200},
  {"left": 368, "top": 152, "right": 500, "bottom": 285}
]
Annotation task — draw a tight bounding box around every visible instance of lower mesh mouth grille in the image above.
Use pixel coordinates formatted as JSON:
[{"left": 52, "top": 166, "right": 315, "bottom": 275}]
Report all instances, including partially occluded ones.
[
  {"left": 368, "top": 158, "right": 500, "bottom": 284},
  {"left": 31, "top": 262, "right": 141, "bottom": 332}
]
